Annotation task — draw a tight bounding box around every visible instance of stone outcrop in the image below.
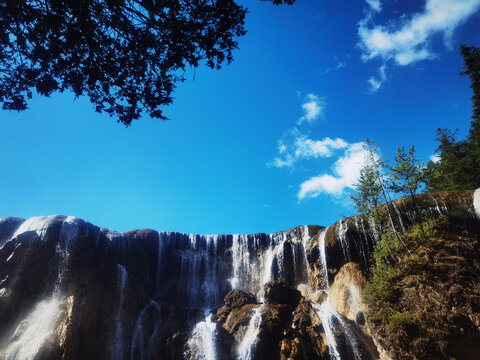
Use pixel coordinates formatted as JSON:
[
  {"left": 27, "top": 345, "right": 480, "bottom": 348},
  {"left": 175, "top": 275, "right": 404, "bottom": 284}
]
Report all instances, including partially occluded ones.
[
  {"left": 224, "top": 290, "right": 257, "bottom": 308},
  {"left": 264, "top": 280, "right": 302, "bottom": 307},
  {"left": 329, "top": 262, "right": 367, "bottom": 322}
]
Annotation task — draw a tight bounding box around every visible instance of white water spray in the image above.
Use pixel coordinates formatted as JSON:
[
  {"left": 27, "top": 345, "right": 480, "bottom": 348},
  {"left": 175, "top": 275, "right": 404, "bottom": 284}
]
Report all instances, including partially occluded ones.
[
  {"left": 111, "top": 264, "right": 128, "bottom": 360},
  {"left": 474, "top": 188, "right": 480, "bottom": 218},
  {"left": 2, "top": 295, "right": 62, "bottom": 360},
  {"left": 187, "top": 313, "right": 217, "bottom": 360},
  {"left": 237, "top": 306, "right": 263, "bottom": 360}
]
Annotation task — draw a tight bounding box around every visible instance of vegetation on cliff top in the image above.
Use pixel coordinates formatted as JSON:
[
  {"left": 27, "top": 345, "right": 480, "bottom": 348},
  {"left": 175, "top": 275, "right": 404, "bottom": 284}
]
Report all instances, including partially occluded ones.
[
  {"left": 349, "top": 46, "right": 480, "bottom": 357},
  {"left": 362, "top": 210, "right": 480, "bottom": 359}
]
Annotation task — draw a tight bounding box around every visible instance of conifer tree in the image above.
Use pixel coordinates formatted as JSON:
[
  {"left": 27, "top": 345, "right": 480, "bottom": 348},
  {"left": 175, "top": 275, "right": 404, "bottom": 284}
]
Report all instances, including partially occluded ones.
[
  {"left": 424, "top": 45, "right": 480, "bottom": 191},
  {"left": 389, "top": 145, "right": 424, "bottom": 211}
]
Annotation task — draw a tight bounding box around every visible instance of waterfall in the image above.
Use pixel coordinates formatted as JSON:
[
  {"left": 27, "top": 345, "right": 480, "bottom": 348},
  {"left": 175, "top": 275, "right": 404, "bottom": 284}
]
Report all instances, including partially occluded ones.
[
  {"left": 1, "top": 295, "right": 62, "bottom": 360},
  {"left": 130, "top": 300, "right": 162, "bottom": 360},
  {"left": 12, "top": 215, "right": 59, "bottom": 240},
  {"left": 332, "top": 311, "right": 362, "bottom": 360},
  {"left": 428, "top": 194, "right": 448, "bottom": 216},
  {"left": 318, "top": 229, "right": 329, "bottom": 287},
  {"left": 353, "top": 218, "right": 369, "bottom": 269},
  {"left": 0, "top": 216, "right": 85, "bottom": 360},
  {"left": 337, "top": 220, "right": 351, "bottom": 262},
  {"left": 313, "top": 301, "right": 341, "bottom": 360},
  {"left": 313, "top": 227, "right": 362, "bottom": 360},
  {"left": 237, "top": 305, "right": 263, "bottom": 360},
  {"left": 392, "top": 202, "right": 406, "bottom": 232},
  {"left": 1, "top": 217, "right": 376, "bottom": 360},
  {"left": 301, "top": 225, "right": 313, "bottom": 290},
  {"left": 367, "top": 216, "right": 380, "bottom": 244},
  {"left": 111, "top": 264, "right": 128, "bottom": 360},
  {"left": 474, "top": 188, "right": 480, "bottom": 218},
  {"left": 186, "top": 313, "right": 217, "bottom": 360}
]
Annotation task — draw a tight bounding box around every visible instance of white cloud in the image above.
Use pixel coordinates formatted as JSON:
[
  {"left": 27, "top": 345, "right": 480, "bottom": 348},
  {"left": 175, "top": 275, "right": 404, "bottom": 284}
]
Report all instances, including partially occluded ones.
[
  {"left": 367, "top": 64, "right": 387, "bottom": 92},
  {"left": 430, "top": 154, "right": 441, "bottom": 163},
  {"left": 320, "top": 57, "right": 347, "bottom": 76},
  {"left": 298, "top": 142, "right": 369, "bottom": 199},
  {"left": 365, "top": 0, "right": 382, "bottom": 13},
  {"left": 298, "top": 94, "right": 326, "bottom": 125},
  {"left": 269, "top": 129, "right": 349, "bottom": 168},
  {"left": 359, "top": 0, "right": 480, "bottom": 67}
]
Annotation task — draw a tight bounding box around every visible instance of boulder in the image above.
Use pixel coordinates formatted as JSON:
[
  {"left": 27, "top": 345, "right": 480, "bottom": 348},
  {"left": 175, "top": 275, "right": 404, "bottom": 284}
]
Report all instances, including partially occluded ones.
[
  {"left": 224, "top": 290, "right": 257, "bottom": 308},
  {"left": 329, "top": 262, "right": 367, "bottom": 322},
  {"left": 264, "top": 281, "right": 302, "bottom": 308}
]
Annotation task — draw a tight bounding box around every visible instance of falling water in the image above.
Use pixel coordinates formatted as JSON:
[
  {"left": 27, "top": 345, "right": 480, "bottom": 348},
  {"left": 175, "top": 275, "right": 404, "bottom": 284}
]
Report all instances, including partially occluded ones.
[
  {"left": 2, "top": 295, "right": 62, "bottom": 360},
  {"left": 337, "top": 220, "right": 351, "bottom": 262},
  {"left": 111, "top": 264, "right": 128, "bottom": 360},
  {"left": 392, "top": 202, "right": 406, "bottom": 232},
  {"left": 353, "top": 218, "right": 369, "bottom": 269},
  {"left": 474, "top": 188, "right": 480, "bottom": 218},
  {"left": 12, "top": 215, "right": 60, "bottom": 240},
  {"left": 130, "top": 300, "right": 162, "bottom": 360},
  {"left": 237, "top": 305, "right": 263, "bottom": 360},
  {"left": 318, "top": 229, "right": 329, "bottom": 287},
  {"left": 301, "top": 225, "right": 313, "bottom": 290},
  {"left": 313, "top": 226, "right": 363, "bottom": 360},
  {"left": 229, "top": 234, "right": 249, "bottom": 290},
  {"left": 367, "top": 216, "right": 380, "bottom": 244},
  {"left": 428, "top": 194, "right": 448, "bottom": 216},
  {"left": 186, "top": 313, "right": 217, "bottom": 360},
  {"left": 332, "top": 310, "right": 362, "bottom": 360},
  {"left": 313, "top": 301, "right": 341, "bottom": 360}
]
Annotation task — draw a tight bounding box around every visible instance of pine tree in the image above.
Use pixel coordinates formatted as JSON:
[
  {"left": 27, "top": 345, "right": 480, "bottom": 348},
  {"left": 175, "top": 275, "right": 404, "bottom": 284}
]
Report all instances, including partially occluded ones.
[
  {"left": 424, "top": 45, "right": 480, "bottom": 191},
  {"left": 389, "top": 145, "right": 424, "bottom": 210}
]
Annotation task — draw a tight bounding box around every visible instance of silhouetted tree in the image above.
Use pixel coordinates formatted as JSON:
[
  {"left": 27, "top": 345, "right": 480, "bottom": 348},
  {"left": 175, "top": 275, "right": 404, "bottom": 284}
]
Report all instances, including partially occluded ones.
[{"left": 0, "top": 0, "right": 295, "bottom": 126}]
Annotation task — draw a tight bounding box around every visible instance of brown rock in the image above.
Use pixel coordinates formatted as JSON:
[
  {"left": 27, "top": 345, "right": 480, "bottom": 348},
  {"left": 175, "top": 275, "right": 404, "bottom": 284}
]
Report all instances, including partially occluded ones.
[
  {"left": 329, "top": 262, "right": 367, "bottom": 322},
  {"left": 224, "top": 290, "right": 257, "bottom": 308},
  {"left": 264, "top": 281, "right": 301, "bottom": 307}
]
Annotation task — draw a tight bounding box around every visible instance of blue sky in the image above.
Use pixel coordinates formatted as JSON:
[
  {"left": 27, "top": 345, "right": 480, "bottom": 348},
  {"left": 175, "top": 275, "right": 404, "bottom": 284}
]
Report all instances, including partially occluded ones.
[{"left": 1, "top": 0, "right": 480, "bottom": 234}]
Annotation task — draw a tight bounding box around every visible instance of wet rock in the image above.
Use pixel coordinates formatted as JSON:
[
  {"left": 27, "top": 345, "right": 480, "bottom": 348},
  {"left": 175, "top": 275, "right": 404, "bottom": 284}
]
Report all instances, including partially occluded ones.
[
  {"left": 329, "top": 262, "right": 367, "bottom": 322},
  {"left": 224, "top": 289, "right": 257, "bottom": 308},
  {"left": 264, "top": 281, "right": 302, "bottom": 308}
]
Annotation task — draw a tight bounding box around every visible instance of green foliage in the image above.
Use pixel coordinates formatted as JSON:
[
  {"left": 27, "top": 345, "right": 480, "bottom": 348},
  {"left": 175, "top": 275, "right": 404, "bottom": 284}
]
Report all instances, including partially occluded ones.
[
  {"left": 388, "top": 145, "right": 424, "bottom": 198},
  {"left": 363, "top": 234, "right": 398, "bottom": 307},
  {"left": 408, "top": 220, "right": 437, "bottom": 243},
  {"left": 460, "top": 44, "right": 480, "bottom": 124},
  {"left": 423, "top": 129, "right": 477, "bottom": 191},
  {"left": 423, "top": 45, "right": 480, "bottom": 191},
  {"left": 350, "top": 165, "right": 382, "bottom": 214}
]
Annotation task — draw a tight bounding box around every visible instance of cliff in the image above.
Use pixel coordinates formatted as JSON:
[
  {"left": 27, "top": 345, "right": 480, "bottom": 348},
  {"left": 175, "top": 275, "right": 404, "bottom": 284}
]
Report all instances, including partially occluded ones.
[{"left": 0, "top": 189, "right": 478, "bottom": 360}]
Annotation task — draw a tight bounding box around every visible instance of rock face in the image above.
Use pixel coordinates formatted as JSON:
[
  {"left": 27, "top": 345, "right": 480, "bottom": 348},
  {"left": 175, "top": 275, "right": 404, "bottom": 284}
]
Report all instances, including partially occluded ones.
[
  {"left": 329, "top": 262, "right": 367, "bottom": 322},
  {"left": 224, "top": 290, "right": 258, "bottom": 308},
  {"left": 264, "top": 280, "right": 302, "bottom": 307},
  {"left": 0, "top": 190, "right": 478, "bottom": 360}
]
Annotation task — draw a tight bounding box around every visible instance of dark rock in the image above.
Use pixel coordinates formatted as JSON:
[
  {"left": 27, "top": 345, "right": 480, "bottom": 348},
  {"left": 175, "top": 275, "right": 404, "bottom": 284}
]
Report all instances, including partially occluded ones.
[
  {"left": 356, "top": 311, "right": 365, "bottom": 325},
  {"left": 264, "top": 281, "right": 301, "bottom": 307},
  {"left": 224, "top": 289, "right": 257, "bottom": 308}
]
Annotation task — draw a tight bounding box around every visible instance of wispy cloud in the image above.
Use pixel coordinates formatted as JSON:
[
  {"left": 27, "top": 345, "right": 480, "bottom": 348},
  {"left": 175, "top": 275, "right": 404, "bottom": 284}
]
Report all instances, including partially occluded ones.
[
  {"left": 298, "top": 142, "right": 368, "bottom": 199},
  {"left": 359, "top": 0, "right": 480, "bottom": 89},
  {"left": 367, "top": 64, "right": 387, "bottom": 92},
  {"left": 365, "top": 0, "right": 382, "bottom": 13},
  {"left": 269, "top": 129, "right": 348, "bottom": 168},
  {"left": 320, "top": 57, "right": 347, "bottom": 76},
  {"left": 430, "top": 154, "right": 441, "bottom": 163},
  {"left": 298, "top": 94, "right": 326, "bottom": 125}
]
